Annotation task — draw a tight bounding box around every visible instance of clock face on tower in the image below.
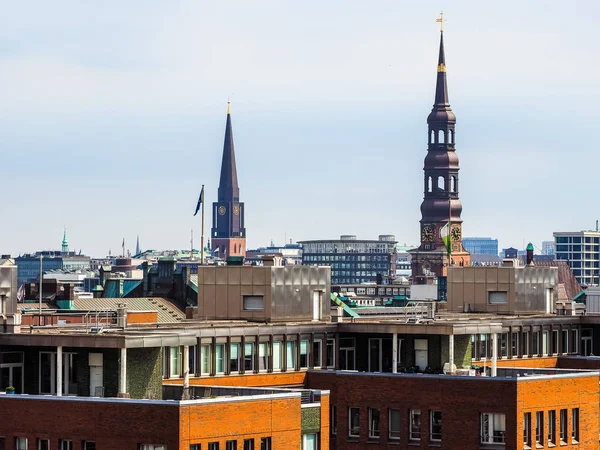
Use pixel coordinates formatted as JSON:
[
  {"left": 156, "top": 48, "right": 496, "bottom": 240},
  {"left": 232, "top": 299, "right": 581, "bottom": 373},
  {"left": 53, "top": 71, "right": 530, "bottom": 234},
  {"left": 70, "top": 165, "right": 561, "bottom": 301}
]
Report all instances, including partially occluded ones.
[
  {"left": 233, "top": 205, "right": 240, "bottom": 216},
  {"left": 421, "top": 224, "right": 434, "bottom": 242},
  {"left": 451, "top": 224, "right": 462, "bottom": 241},
  {"left": 218, "top": 206, "right": 226, "bottom": 216}
]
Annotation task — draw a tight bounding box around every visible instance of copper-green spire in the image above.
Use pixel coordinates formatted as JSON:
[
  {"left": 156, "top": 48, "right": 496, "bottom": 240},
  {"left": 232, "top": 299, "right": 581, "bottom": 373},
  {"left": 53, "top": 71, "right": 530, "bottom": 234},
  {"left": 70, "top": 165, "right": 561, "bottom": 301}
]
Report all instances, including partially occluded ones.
[{"left": 62, "top": 226, "right": 69, "bottom": 253}]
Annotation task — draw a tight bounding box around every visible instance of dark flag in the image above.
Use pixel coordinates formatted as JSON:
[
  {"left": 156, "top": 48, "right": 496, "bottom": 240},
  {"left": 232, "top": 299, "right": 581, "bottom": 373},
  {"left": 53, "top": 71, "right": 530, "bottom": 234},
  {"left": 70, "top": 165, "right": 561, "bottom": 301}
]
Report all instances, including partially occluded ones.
[{"left": 194, "top": 186, "right": 204, "bottom": 216}]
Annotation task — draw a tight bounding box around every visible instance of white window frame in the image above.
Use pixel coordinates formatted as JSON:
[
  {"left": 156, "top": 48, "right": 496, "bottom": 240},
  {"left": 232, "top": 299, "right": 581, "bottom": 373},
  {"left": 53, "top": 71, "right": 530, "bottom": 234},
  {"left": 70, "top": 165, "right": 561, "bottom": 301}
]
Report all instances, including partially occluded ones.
[
  {"left": 39, "top": 351, "right": 77, "bottom": 395},
  {"left": 229, "top": 343, "right": 241, "bottom": 374},
  {"left": 258, "top": 342, "right": 268, "bottom": 372},
  {"left": 285, "top": 341, "right": 296, "bottom": 371},
  {"left": 542, "top": 331, "right": 549, "bottom": 356},
  {"left": 60, "top": 440, "right": 74, "bottom": 450},
  {"left": 272, "top": 341, "right": 283, "bottom": 371},
  {"left": 201, "top": 343, "right": 212, "bottom": 376},
  {"left": 215, "top": 343, "right": 225, "bottom": 374},
  {"left": 348, "top": 407, "right": 360, "bottom": 437},
  {"left": 244, "top": 342, "right": 254, "bottom": 372},
  {"left": 480, "top": 412, "right": 506, "bottom": 444},
  {"left": 409, "top": 409, "right": 421, "bottom": 441},
  {"left": 37, "top": 439, "right": 50, "bottom": 450},
  {"left": 169, "top": 346, "right": 181, "bottom": 378},
  {"left": 260, "top": 437, "right": 271, "bottom": 450},
  {"left": 301, "top": 433, "right": 317, "bottom": 450},
  {"left": 339, "top": 337, "right": 356, "bottom": 371},
  {"left": 299, "top": 340, "right": 309, "bottom": 369},
  {"left": 82, "top": 442, "right": 96, "bottom": 450},
  {"left": 368, "top": 408, "right": 380, "bottom": 439},
  {"left": 389, "top": 409, "right": 401, "bottom": 440},
  {"left": 430, "top": 410, "right": 442, "bottom": 442},
  {"left": 15, "top": 438, "right": 28, "bottom": 450},
  {"left": 139, "top": 445, "right": 166, "bottom": 450},
  {"left": 208, "top": 443, "right": 219, "bottom": 450}
]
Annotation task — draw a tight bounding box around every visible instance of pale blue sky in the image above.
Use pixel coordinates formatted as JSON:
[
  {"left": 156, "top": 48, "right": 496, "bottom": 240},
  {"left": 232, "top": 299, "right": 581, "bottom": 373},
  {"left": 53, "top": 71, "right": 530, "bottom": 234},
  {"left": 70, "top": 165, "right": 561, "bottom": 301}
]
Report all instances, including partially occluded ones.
[{"left": 1, "top": 1, "right": 599, "bottom": 256}]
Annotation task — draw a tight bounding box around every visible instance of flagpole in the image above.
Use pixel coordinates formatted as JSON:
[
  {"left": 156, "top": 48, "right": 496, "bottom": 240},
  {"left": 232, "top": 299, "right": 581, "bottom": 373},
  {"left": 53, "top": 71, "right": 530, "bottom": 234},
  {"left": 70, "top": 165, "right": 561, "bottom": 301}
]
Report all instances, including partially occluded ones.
[{"left": 201, "top": 184, "right": 205, "bottom": 265}]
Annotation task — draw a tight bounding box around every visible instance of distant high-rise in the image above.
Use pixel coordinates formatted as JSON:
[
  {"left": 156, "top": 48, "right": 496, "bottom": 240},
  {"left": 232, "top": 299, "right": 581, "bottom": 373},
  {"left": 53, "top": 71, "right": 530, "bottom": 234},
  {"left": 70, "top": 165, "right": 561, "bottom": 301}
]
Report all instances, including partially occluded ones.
[
  {"left": 554, "top": 231, "right": 600, "bottom": 286},
  {"left": 462, "top": 237, "right": 499, "bottom": 256},
  {"left": 542, "top": 241, "right": 555, "bottom": 256},
  {"left": 211, "top": 102, "right": 246, "bottom": 259}
]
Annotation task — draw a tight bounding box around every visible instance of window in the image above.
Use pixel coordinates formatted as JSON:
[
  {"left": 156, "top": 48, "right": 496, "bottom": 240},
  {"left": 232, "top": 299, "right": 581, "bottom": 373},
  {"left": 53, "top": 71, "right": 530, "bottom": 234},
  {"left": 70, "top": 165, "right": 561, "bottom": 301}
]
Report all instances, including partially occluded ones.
[
  {"left": 243, "top": 440, "right": 254, "bottom": 450},
  {"left": 170, "top": 346, "right": 181, "bottom": 377},
  {"left": 258, "top": 342, "right": 268, "bottom": 371},
  {"left": 230, "top": 343, "right": 241, "bottom": 373},
  {"left": 272, "top": 342, "right": 282, "bottom": 371},
  {"left": 511, "top": 333, "right": 519, "bottom": 358},
  {"left": 559, "top": 409, "right": 568, "bottom": 443},
  {"left": 140, "top": 446, "right": 166, "bottom": 450},
  {"left": 572, "top": 329, "right": 579, "bottom": 353},
  {"left": 480, "top": 413, "right": 505, "bottom": 444},
  {"left": 552, "top": 330, "right": 559, "bottom": 355},
  {"left": 226, "top": 441, "right": 237, "bottom": 450},
  {"left": 368, "top": 338, "right": 382, "bottom": 372},
  {"left": 326, "top": 339, "right": 335, "bottom": 368},
  {"left": 535, "top": 411, "right": 544, "bottom": 446},
  {"left": 37, "top": 440, "right": 50, "bottom": 450},
  {"left": 368, "top": 408, "right": 380, "bottom": 438},
  {"left": 260, "top": 438, "right": 271, "bottom": 450},
  {"left": 548, "top": 410, "right": 556, "bottom": 445},
  {"left": 208, "top": 443, "right": 219, "bottom": 450},
  {"left": 313, "top": 339, "right": 322, "bottom": 368},
  {"left": 488, "top": 291, "right": 507, "bottom": 305},
  {"left": 500, "top": 333, "right": 508, "bottom": 358},
  {"left": 532, "top": 332, "right": 539, "bottom": 355},
  {"left": 82, "top": 442, "right": 96, "bottom": 450},
  {"left": 349, "top": 407, "right": 360, "bottom": 437},
  {"left": 243, "top": 295, "right": 264, "bottom": 311},
  {"left": 542, "top": 331, "right": 549, "bottom": 355},
  {"left": 15, "top": 439, "right": 27, "bottom": 450},
  {"left": 201, "top": 344, "right": 212, "bottom": 375},
  {"left": 300, "top": 340, "right": 309, "bottom": 368},
  {"left": 522, "top": 332, "right": 530, "bottom": 356},
  {"left": 409, "top": 409, "right": 421, "bottom": 441},
  {"left": 190, "top": 445, "right": 200, "bottom": 450},
  {"left": 302, "top": 434, "right": 317, "bottom": 450},
  {"left": 388, "top": 409, "right": 401, "bottom": 440},
  {"left": 215, "top": 344, "right": 225, "bottom": 374},
  {"left": 561, "top": 330, "right": 568, "bottom": 354},
  {"left": 60, "top": 441, "right": 74, "bottom": 450},
  {"left": 339, "top": 337, "right": 356, "bottom": 370},
  {"left": 524, "top": 412, "right": 531, "bottom": 448},
  {"left": 330, "top": 405, "right": 337, "bottom": 435},
  {"left": 430, "top": 411, "right": 442, "bottom": 442},
  {"left": 286, "top": 341, "right": 296, "bottom": 370},
  {"left": 572, "top": 408, "right": 579, "bottom": 443},
  {"left": 244, "top": 343, "right": 254, "bottom": 372}
]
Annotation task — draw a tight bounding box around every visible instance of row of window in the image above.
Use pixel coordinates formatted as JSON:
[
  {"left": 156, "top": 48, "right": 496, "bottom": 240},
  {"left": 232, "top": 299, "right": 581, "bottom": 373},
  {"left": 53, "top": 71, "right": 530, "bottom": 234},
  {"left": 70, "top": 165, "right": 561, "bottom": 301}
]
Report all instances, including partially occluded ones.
[
  {"left": 340, "top": 287, "right": 406, "bottom": 296},
  {"left": 555, "top": 236, "right": 600, "bottom": 244},
  {"left": 303, "top": 254, "right": 390, "bottom": 262},
  {"left": 523, "top": 409, "right": 579, "bottom": 447},
  {"left": 472, "top": 329, "right": 582, "bottom": 360},
  {"left": 10, "top": 438, "right": 95, "bottom": 450},
  {"left": 5, "top": 438, "right": 276, "bottom": 450},
  {"left": 189, "top": 437, "right": 272, "bottom": 450},
  {"left": 164, "top": 339, "right": 336, "bottom": 378}
]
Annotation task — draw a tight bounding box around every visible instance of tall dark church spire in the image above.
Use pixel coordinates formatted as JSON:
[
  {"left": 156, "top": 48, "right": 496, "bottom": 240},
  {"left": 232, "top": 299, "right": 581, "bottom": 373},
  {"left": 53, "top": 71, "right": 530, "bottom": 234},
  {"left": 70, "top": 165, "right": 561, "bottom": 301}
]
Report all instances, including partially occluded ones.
[
  {"left": 211, "top": 102, "right": 247, "bottom": 259},
  {"left": 410, "top": 23, "right": 470, "bottom": 285}
]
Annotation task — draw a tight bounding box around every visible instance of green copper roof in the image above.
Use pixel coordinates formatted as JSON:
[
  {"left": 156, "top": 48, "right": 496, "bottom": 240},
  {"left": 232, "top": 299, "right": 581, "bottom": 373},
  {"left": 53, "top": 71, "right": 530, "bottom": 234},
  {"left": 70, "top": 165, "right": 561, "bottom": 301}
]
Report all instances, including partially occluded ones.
[{"left": 526, "top": 242, "right": 534, "bottom": 251}]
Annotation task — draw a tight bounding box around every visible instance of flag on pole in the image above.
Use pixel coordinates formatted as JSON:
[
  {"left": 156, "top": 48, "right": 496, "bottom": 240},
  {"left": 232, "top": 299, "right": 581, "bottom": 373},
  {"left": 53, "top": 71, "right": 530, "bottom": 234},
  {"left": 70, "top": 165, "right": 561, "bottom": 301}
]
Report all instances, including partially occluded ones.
[
  {"left": 440, "top": 222, "right": 452, "bottom": 257},
  {"left": 194, "top": 186, "right": 204, "bottom": 216}
]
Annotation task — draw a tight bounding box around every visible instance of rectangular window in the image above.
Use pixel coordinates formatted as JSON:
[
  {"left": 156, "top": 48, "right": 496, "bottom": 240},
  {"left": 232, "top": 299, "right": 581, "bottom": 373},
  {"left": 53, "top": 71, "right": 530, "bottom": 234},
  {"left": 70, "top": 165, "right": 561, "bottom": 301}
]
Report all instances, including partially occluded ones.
[
  {"left": 511, "top": 333, "right": 519, "bottom": 357},
  {"left": 201, "top": 344, "right": 212, "bottom": 375},
  {"left": 548, "top": 410, "right": 556, "bottom": 445},
  {"left": 500, "top": 333, "right": 508, "bottom": 358},
  {"left": 572, "top": 408, "right": 579, "bottom": 443},
  {"left": 572, "top": 329, "right": 579, "bottom": 353},
  {"left": 560, "top": 409, "right": 568, "bottom": 443},
  {"left": 83, "top": 442, "right": 96, "bottom": 450},
  {"left": 535, "top": 411, "right": 544, "bottom": 445},
  {"left": 60, "top": 441, "right": 74, "bottom": 450},
  {"left": 552, "top": 330, "right": 559, "bottom": 355},
  {"left": 349, "top": 407, "right": 360, "bottom": 437},
  {"left": 561, "top": 330, "right": 568, "bottom": 354},
  {"left": 243, "top": 440, "right": 254, "bottom": 450},
  {"left": 326, "top": 339, "right": 335, "bottom": 368},
  {"left": 410, "top": 409, "right": 421, "bottom": 441},
  {"left": 190, "top": 445, "right": 200, "bottom": 450},
  {"left": 243, "top": 295, "right": 264, "bottom": 311},
  {"left": 258, "top": 342, "right": 268, "bottom": 371},
  {"left": 368, "top": 338, "right": 382, "bottom": 372},
  {"left": 430, "top": 411, "right": 442, "bottom": 442},
  {"left": 524, "top": 412, "right": 531, "bottom": 447},
  {"left": 170, "top": 346, "right": 181, "bottom": 377},
  {"left": 488, "top": 291, "right": 508, "bottom": 304},
  {"left": 313, "top": 339, "right": 322, "bottom": 368},
  {"left": 286, "top": 341, "right": 296, "bottom": 370},
  {"left": 542, "top": 331, "right": 549, "bottom": 355},
  {"left": 302, "top": 434, "right": 317, "bottom": 450},
  {"left": 230, "top": 343, "right": 240, "bottom": 373},
  {"left": 368, "top": 408, "right": 380, "bottom": 438},
  {"left": 226, "top": 441, "right": 237, "bottom": 450},
  {"left": 259, "top": 438, "right": 271, "bottom": 450},
  {"left": 330, "top": 405, "right": 337, "bottom": 435},
  {"left": 15, "top": 438, "right": 27, "bottom": 450},
  {"left": 532, "top": 331, "right": 539, "bottom": 356},
  {"left": 480, "top": 413, "right": 506, "bottom": 444},
  {"left": 140, "top": 446, "right": 166, "bottom": 450},
  {"left": 272, "top": 342, "right": 282, "bottom": 371},
  {"left": 215, "top": 344, "right": 225, "bottom": 374},
  {"left": 244, "top": 343, "right": 254, "bottom": 372},
  {"left": 208, "top": 443, "right": 219, "bottom": 450},
  {"left": 523, "top": 332, "right": 530, "bottom": 356},
  {"left": 389, "top": 409, "right": 401, "bottom": 440},
  {"left": 37, "top": 440, "right": 50, "bottom": 450},
  {"left": 300, "top": 340, "right": 309, "bottom": 368}
]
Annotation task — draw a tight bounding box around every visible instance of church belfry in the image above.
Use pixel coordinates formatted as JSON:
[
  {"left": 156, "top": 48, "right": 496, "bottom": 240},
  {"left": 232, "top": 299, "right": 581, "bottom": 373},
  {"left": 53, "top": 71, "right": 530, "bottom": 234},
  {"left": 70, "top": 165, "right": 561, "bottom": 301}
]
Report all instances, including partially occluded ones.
[
  {"left": 211, "top": 102, "right": 247, "bottom": 259},
  {"left": 410, "top": 23, "right": 470, "bottom": 285}
]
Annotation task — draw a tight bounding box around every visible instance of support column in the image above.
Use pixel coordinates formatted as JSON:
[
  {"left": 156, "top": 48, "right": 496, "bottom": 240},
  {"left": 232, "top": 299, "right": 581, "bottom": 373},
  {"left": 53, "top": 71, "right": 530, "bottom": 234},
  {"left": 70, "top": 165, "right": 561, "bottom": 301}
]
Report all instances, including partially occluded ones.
[
  {"left": 392, "top": 333, "right": 398, "bottom": 374},
  {"left": 56, "top": 346, "right": 63, "bottom": 396},
  {"left": 119, "top": 347, "right": 129, "bottom": 397},
  {"left": 182, "top": 345, "right": 190, "bottom": 400},
  {"left": 448, "top": 334, "right": 455, "bottom": 373},
  {"left": 491, "top": 333, "right": 498, "bottom": 377}
]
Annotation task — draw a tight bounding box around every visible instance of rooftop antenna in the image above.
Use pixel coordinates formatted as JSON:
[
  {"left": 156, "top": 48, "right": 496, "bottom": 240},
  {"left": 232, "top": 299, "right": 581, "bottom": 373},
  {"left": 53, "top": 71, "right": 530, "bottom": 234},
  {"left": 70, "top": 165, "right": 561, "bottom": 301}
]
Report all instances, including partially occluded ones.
[{"left": 596, "top": 220, "right": 598, "bottom": 232}]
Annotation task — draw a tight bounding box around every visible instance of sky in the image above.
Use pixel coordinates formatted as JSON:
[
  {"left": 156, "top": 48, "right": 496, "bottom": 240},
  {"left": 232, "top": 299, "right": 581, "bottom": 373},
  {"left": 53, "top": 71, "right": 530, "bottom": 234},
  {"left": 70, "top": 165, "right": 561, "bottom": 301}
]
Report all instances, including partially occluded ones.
[{"left": 1, "top": 0, "right": 599, "bottom": 257}]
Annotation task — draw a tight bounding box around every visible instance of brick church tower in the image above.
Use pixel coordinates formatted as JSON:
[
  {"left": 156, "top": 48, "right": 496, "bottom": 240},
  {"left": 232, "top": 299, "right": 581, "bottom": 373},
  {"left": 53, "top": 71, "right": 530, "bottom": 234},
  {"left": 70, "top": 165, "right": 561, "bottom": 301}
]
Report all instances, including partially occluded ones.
[
  {"left": 211, "top": 102, "right": 246, "bottom": 259},
  {"left": 410, "top": 28, "right": 470, "bottom": 286}
]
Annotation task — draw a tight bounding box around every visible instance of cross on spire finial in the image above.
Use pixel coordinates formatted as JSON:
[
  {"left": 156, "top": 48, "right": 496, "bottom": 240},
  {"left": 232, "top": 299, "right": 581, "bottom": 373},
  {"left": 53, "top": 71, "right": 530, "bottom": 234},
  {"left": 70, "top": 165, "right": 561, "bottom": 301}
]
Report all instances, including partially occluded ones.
[{"left": 436, "top": 11, "right": 444, "bottom": 32}]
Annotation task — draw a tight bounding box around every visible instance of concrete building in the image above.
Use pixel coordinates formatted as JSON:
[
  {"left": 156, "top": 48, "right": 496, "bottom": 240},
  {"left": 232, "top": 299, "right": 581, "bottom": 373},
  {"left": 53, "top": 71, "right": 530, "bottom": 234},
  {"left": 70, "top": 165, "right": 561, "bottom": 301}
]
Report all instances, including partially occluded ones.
[
  {"left": 542, "top": 241, "right": 555, "bottom": 256},
  {"left": 299, "top": 235, "right": 397, "bottom": 285},
  {"left": 462, "top": 237, "right": 499, "bottom": 256},
  {"left": 554, "top": 230, "right": 600, "bottom": 286}
]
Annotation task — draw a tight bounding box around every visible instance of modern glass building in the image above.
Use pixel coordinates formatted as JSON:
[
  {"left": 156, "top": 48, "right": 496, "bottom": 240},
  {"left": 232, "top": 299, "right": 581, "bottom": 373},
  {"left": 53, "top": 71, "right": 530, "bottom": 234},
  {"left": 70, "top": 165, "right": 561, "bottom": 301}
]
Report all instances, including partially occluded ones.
[
  {"left": 554, "top": 231, "right": 600, "bottom": 287},
  {"left": 299, "top": 235, "right": 397, "bottom": 285},
  {"left": 462, "top": 237, "right": 499, "bottom": 256}
]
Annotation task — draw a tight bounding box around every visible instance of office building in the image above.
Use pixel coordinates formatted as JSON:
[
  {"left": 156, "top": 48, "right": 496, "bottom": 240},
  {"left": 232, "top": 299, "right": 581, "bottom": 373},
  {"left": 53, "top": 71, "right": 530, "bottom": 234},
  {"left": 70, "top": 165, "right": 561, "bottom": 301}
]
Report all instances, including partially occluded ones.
[
  {"left": 542, "top": 240, "right": 556, "bottom": 256},
  {"left": 462, "top": 237, "right": 499, "bottom": 256},
  {"left": 554, "top": 231, "right": 600, "bottom": 286}
]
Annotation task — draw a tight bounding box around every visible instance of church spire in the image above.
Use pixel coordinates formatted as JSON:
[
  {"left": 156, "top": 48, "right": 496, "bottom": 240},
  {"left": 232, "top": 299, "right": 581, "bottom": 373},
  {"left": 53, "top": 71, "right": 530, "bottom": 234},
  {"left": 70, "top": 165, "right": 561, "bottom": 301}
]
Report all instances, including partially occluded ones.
[
  {"left": 434, "top": 31, "right": 449, "bottom": 106},
  {"left": 218, "top": 101, "right": 239, "bottom": 203},
  {"left": 62, "top": 226, "right": 69, "bottom": 254}
]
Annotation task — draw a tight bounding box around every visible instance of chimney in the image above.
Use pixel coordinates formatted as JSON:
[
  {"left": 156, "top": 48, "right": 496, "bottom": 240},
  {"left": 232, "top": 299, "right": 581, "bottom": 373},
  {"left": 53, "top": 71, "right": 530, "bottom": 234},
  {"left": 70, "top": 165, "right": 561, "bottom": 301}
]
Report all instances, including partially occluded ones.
[
  {"left": 116, "top": 303, "right": 127, "bottom": 328},
  {"left": 526, "top": 242, "right": 534, "bottom": 266}
]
